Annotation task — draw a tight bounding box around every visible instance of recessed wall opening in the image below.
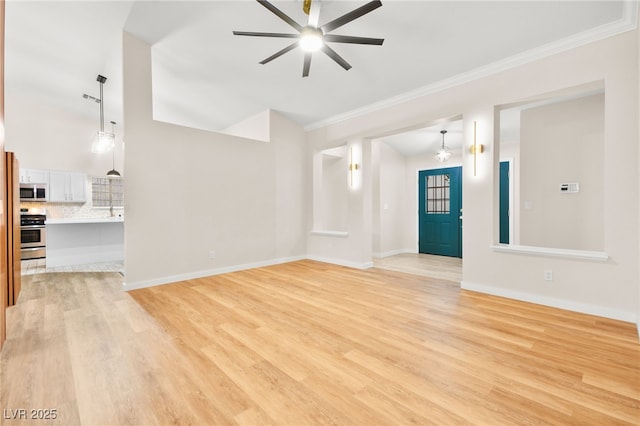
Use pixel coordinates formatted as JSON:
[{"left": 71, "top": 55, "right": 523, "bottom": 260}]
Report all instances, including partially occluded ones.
[
  {"left": 496, "top": 80, "right": 605, "bottom": 252},
  {"left": 312, "top": 145, "right": 349, "bottom": 233}
]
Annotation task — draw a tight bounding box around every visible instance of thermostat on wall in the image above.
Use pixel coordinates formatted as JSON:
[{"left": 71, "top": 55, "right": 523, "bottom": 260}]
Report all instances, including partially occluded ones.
[{"left": 559, "top": 182, "right": 580, "bottom": 193}]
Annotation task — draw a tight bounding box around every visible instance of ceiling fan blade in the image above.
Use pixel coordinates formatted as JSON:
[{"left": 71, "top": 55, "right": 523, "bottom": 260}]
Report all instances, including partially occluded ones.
[
  {"left": 259, "top": 42, "right": 298, "bottom": 64},
  {"left": 321, "top": 44, "right": 352, "bottom": 71},
  {"left": 233, "top": 31, "right": 299, "bottom": 39},
  {"left": 257, "top": 0, "right": 303, "bottom": 32},
  {"left": 302, "top": 52, "right": 312, "bottom": 77},
  {"left": 323, "top": 34, "right": 384, "bottom": 45},
  {"left": 321, "top": 0, "right": 382, "bottom": 33}
]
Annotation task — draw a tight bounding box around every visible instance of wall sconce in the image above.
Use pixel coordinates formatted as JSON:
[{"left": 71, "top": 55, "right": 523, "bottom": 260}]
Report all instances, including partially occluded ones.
[
  {"left": 470, "top": 121, "right": 484, "bottom": 176},
  {"left": 349, "top": 146, "right": 359, "bottom": 187}
]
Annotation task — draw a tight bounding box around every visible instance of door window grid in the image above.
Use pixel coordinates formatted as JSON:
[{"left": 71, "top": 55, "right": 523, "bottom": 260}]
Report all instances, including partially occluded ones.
[
  {"left": 426, "top": 173, "right": 450, "bottom": 214},
  {"left": 92, "top": 177, "right": 124, "bottom": 207}
]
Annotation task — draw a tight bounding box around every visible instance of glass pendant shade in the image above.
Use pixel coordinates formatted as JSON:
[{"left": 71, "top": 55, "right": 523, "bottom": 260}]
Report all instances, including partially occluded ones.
[
  {"left": 434, "top": 129, "right": 451, "bottom": 162},
  {"left": 92, "top": 131, "right": 115, "bottom": 154},
  {"left": 434, "top": 147, "right": 452, "bottom": 162}
]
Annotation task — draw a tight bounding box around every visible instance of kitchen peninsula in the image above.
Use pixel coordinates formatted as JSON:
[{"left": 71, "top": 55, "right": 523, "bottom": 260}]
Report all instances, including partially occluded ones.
[{"left": 45, "top": 217, "right": 124, "bottom": 267}]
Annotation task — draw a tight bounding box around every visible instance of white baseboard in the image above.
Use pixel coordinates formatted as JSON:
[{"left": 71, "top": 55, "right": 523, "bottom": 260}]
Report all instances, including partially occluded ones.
[
  {"left": 122, "top": 255, "right": 306, "bottom": 291},
  {"left": 461, "top": 280, "right": 637, "bottom": 324},
  {"left": 306, "top": 255, "right": 374, "bottom": 270},
  {"left": 123, "top": 254, "right": 376, "bottom": 292},
  {"left": 372, "top": 248, "right": 415, "bottom": 258}
]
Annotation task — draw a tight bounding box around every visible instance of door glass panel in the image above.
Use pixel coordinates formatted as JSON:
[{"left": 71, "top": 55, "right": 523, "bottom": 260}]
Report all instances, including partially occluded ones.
[{"left": 426, "top": 174, "right": 450, "bottom": 214}]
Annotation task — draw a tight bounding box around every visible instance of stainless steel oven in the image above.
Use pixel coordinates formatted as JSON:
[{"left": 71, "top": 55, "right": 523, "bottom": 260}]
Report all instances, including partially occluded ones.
[{"left": 20, "top": 213, "right": 46, "bottom": 259}]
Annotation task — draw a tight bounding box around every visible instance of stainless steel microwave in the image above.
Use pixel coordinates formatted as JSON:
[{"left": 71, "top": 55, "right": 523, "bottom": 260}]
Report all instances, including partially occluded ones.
[{"left": 20, "top": 183, "right": 48, "bottom": 202}]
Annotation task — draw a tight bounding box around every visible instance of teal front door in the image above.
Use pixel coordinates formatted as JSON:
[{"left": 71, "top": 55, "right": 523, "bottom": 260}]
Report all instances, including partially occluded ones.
[
  {"left": 499, "top": 161, "right": 510, "bottom": 244},
  {"left": 418, "top": 167, "right": 462, "bottom": 258}
]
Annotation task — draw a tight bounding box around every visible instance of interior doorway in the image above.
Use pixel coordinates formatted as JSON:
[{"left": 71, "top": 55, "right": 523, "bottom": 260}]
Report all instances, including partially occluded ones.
[{"left": 370, "top": 116, "right": 464, "bottom": 273}]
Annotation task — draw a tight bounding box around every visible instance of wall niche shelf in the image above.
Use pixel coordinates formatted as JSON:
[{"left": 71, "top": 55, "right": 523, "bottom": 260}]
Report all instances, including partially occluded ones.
[{"left": 491, "top": 244, "right": 608, "bottom": 262}]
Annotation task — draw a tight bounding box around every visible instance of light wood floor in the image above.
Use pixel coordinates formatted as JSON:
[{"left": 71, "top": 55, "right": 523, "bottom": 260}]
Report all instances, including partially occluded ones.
[
  {"left": 374, "top": 252, "right": 462, "bottom": 282},
  {"left": 1, "top": 260, "right": 639, "bottom": 425}
]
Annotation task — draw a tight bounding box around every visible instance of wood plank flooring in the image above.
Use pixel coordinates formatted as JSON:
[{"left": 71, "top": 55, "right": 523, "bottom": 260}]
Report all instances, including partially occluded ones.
[
  {"left": 1, "top": 260, "right": 639, "bottom": 425},
  {"left": 373, "top": 253, "right": 463, "bottom": 282}
]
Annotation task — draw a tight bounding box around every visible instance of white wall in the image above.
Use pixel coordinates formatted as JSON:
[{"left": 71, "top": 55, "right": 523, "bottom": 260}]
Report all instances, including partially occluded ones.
[
  {"left": 122, "top": 33, "right": 306, "bottom": 289},
  {"left": 4, "top": 96, "right": 124, "bottom": 177},
  {"left": 519, "top": 94, "right": 604, "bottom": 251},
  {"left": 307, "top": 30, "right": 639, "bottom": 323},
  {"left": 318, "top": 147, "right": 348, "bottom": 232},
  {"left": 372, "top": 140, "right": 407, "bottom": 257},
  {"left": 220, "top": 109, "right": 270, "bottom": 143}
]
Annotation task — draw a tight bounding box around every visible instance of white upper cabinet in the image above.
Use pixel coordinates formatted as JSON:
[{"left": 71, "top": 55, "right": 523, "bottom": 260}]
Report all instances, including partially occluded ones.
[
  {"left": 19, "top": 168, "right": 49, "bottom": 184},
  {"left": 49, "top": 171, "right": 86, "bottom": 203}
]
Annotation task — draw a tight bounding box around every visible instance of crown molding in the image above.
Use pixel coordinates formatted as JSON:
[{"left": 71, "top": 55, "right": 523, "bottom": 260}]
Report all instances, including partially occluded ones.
[{"left": 304, "top": 1, "right": 639, "bottom": 132}]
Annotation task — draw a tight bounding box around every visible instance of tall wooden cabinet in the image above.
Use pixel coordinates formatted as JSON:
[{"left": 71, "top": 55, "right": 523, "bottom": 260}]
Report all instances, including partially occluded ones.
[
  {"left": 6, "top": 152, "right": 20, "bottom": 305},
  {"left": 1, "top": 0, "right": 7, "bottom": 350}
]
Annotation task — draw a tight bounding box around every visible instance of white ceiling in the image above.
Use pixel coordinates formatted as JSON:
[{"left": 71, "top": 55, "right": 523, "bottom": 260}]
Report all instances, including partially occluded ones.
[
  {"left": 4, "top": 0, "right": 633, "bottom": 140},
  {"left": 379, "top": 118, "right": 463, "bottom": 157}
]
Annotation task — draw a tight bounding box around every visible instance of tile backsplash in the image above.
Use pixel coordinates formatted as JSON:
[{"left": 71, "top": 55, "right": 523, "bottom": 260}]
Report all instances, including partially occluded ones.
[
  {"left": 23, "top": 201, "right": 124, "bottom": 219},
  {"left": 21, "top": 177, "right": 123, "bottom": 219}
]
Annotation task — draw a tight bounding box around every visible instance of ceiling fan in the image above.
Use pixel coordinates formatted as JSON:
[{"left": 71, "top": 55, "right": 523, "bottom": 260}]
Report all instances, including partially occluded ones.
[{"left": 233, "top": 0, "right": 384, "bottom": 77}]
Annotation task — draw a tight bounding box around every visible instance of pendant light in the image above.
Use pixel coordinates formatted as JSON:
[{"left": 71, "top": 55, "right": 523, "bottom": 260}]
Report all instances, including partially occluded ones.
[
  {"left": 434, "top": 130, "right": 452, "bottom": 162},
  {"left": 91, "top": 75, "right": 115, "bottom": 154},
  {"left": 106, "top": 121, "right": 121, "bottom": 177}
]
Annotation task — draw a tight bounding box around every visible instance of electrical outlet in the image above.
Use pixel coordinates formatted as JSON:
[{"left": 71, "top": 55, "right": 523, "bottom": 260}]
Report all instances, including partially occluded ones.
[
  {"left": 544, "top": 270, "right": 553, "bottom": 281},
  {"left": 209, "top": 250, "right": 216, "bottom": 259}
]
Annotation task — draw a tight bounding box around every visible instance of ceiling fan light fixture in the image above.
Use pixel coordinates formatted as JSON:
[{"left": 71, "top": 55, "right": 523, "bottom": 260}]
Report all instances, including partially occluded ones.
[
  {"left": 299, "top": 27, "right": 323, "bottom": 52},
  {"left": 233, "top": 0, "right": 383, "bottom": 76}
]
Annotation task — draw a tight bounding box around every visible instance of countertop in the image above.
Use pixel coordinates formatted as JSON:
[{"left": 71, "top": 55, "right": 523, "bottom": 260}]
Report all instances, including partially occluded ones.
[{"left": 46, "top": 217, "right": 124, "bottom": 225}]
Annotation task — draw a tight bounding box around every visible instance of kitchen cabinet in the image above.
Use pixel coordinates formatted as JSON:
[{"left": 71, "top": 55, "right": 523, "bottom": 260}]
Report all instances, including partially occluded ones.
[
  {"left": 19, "top": 168, "right": 49, "bottom": 184},
  {"left": 49, "top": 171, "right": 86, "bottom": 203}
]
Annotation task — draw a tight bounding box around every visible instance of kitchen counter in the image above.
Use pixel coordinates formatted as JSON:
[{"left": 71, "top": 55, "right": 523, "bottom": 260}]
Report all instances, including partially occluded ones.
[
  {"left": 46, "top": 217, "right": 124, "bottom": 225},
  {"left": 46, "top": 219, "right": 124, "bottom": 267}
]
